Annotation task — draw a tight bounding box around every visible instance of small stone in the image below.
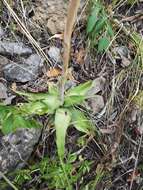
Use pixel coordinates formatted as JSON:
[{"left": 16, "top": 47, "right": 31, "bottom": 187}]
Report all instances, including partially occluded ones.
[
  {"left": 0, "top": 41, "right": 32, "bottom": 56},
  {"left": 3, "top": 54, "right": 44, "bottom": 82},
  {"left": 32, "top": 0, "right": 86, "bottom": 34},
  {"left": 87, "top": 77, "right": 106, "bottom": 96},
  {"left": 113, "top": 46, "right": 131, "bottom": 67},
  {"left": 89, "top": 95, "right": 105, "bottom": 114},
  {"left": 48, "top": 46, "right": 62, "bottom": 63}
]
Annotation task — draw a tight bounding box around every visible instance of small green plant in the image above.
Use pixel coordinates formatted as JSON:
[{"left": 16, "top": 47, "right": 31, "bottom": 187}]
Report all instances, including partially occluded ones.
[
  {"left": 9, "top": 154, "right": 91, "bottom": 189},
  {"left": 0, "top": 81, "right": 95, "bottom": 159},
  {"left": 87, "top": 1, "right": 114, "bottom": 52}
]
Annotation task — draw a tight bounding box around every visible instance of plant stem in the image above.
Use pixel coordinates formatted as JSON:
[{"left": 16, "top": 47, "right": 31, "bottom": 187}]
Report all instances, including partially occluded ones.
[
  {"left": 60, "top": 0, "right": 81, "bottom": 103},
  {"left": 0, "top": 171, "right": 18, "bottom": 190}
]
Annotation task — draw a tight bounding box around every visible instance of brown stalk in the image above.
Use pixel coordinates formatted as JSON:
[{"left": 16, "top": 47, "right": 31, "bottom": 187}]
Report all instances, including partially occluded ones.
[{"left": 61, "top": 0, "right": 80, "bottom": 102}]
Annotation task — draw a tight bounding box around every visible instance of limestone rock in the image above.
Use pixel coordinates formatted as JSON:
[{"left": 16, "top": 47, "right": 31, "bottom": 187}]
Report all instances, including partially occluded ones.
[
  {"left": 3, "top": 54, "right": 44, "bottom": 82},
  {"left": 0, "top": 128, "right": 41, "bottom": 173},
  {"left": 0, "top": 41, "right": 32, "bottom": 56}
]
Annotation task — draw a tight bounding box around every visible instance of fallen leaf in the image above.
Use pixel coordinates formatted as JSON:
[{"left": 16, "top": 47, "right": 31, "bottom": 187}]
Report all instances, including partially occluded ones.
[
  {"left": 47, "top": 67, "right": 62, "bottom": 78},
  {"left": 75, "top": 48, "right": 85, "bottom": 64},
  {"left": 127, "top": 170, "right": 140, "bottom": 182}
]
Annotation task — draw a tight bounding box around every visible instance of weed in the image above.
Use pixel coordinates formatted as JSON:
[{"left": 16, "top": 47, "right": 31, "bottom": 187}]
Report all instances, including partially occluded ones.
[
  {"left": 0, "top": 81, "right": 95, "bottom": 158},
  {"left": 87, "top": 0, "right": 114, "bottom": 52},
  {"left": 6, "top": 154, "right": 92, "bottom": 190}
]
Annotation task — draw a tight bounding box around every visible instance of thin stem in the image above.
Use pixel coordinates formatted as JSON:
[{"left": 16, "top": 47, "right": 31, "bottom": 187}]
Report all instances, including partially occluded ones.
[{"left": 0, "top": 171, "right": 18, "bottom": 190}]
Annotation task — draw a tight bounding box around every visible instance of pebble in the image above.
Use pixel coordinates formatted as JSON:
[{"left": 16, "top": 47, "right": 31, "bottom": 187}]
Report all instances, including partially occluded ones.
[{"left": 48, "top": 46, "right": 62, "bottom": 63}]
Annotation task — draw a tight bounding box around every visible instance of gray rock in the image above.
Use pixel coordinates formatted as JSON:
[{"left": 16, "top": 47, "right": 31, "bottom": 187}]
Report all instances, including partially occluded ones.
[
  {"left": 89, "top": 95, "right": 105, "bottom": 114},
  {"left": 3, "top": 54, "right": 44, "bottom": 82},
  {"left": 0, "top": 83, "right": 8, "bottom": 99},
  {"left": 48, "top": 46, "right": 62, "bottom": 63},
  {"left": 0, "top": 55, "right": 10, "bottom": 73},
  {"left": 0, "top": 27, "right": 4, "bottom": 39},
  {"left": 113, "top": 46, "right": 131, "bottom": 67},
  {"left": 0, "top": 128, "right": 41, "bottom": 173},
  {"left": 87, "top": 77, "right": 106, "bottom": 96},
  {"left": 0, "top": 41, "right": 32, "bottom": 56}
]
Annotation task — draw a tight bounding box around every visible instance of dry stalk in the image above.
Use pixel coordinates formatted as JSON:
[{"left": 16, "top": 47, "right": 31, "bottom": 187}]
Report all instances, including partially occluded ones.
[{"left": 60, "top": 0, "right": 81, "bottom": 102}]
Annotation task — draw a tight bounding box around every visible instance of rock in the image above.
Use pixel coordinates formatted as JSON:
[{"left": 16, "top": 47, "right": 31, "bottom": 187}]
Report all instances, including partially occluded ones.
[
  {"left": 88, "top": 95, "right": 105, "bottom": 114},
  {"left": 0, "top": 128, "right": 41, "bottom": 173},
  {"left": 0, "top": 55, "right": 10, "bottom": 74},
  {"left": 0, "top": 83, "right": 8, "bottom": 99},
  {"left": 0, "top": 41, "right": 32, "bottom": 56},
  {"left": 0, "top": 27, "right": 4, "bottom": 39},
  {"left": 3, "top": 54, "right": 44, "bottom": 82},
  {"left": 48, "top": 46, "right": 62, "bottom": 63},
  {"left": 32, "top": 0, "right": 86, "bottom": 34},
  {"left": 113, "top": 46, "right": 131, "bottom": 67},
  {"left": 87, "top": 77, "right": 106, "bottom": 96},
  {"left": 32, "top": 0, "right": 67, "bottom": 34}
]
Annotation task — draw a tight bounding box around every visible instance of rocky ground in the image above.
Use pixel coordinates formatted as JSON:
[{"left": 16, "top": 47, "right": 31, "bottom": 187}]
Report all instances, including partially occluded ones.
[{"left": 0, "top": 0, "right": 143, "bottom": 190}]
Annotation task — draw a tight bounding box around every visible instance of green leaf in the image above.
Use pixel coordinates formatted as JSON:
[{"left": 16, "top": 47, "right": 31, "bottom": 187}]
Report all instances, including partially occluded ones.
[
  {"left": 94, "top": 17, "right": 106, "bottom": 33},
  {"left": 64, "top": 81, "right": 93, "bottom": 107},
  {"left": 87, "top": 4, "right": 102, "bottom": 34},
  {"left": 55, "top": 108, "right": 71, "bottom": 158},
  {"left": 1, "top": 113, "right": 40, "bottom": 134},
  {"left": 48, "top": 83, "right": 59, "bottom": 96},
  {"left": 70, "top": 108, "right": 94, "bottom": 134},
  {"left": 19, "top": 95, "right": 61, "bottom": 115},
  {"left": 15, "top": 91, "right": 50, "bottom": 101},
  {"left": 66, "top": 81, "right": 92, "bottom": 97},
  {"left": 2, "top": 113, "right": 13, "bottom": 134},
  {"left": 98, "top": 37, "right": 110, "bottom": 52},
  {"left": 64, "top": 95, "right": 86, "bottom": 107},
  {"left": 106, "top": 23, "right": 114, "bottom": 37}
]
